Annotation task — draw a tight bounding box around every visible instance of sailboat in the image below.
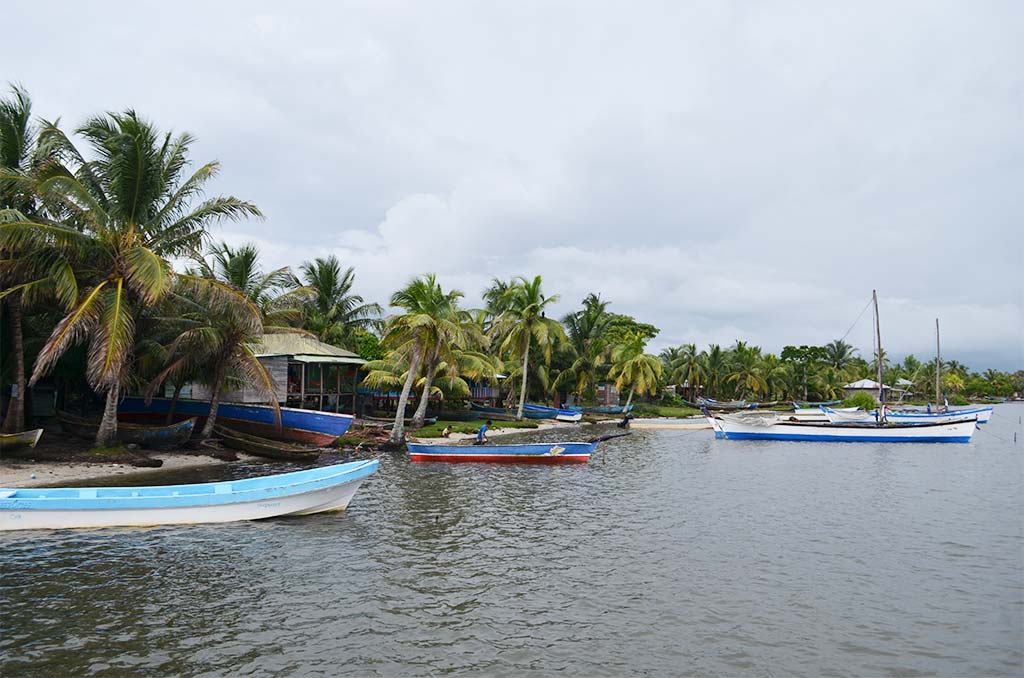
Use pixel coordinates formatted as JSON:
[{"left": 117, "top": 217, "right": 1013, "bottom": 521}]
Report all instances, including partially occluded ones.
[{"left": 707, "top": 292, "right": 978, "bottom": 443}]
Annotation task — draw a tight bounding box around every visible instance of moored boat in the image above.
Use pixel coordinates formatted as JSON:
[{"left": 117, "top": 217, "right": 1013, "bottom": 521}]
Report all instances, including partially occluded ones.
[
  {"left": 706, "top": 410, "right": 977, "bottom": 443},
  {"left": 118, "top": 396, "right": 354, "bottom": 445},
  {"left": 524, "top": 404, "right": 584, "bottom": 422},
  {"left": 821, "top": 406, "right": 993, "bottom": 425},
  {"left": 407, "top": 441, "right": 598, "bottom": 464},
  {"left": 0, "top": 459, "right": 379, "bottom": 531},
  {"left": 469, "top": 402, "right": 550, "bottom": 419},
  {"left": 554, "top": 411, "right": 583, "bottom": 423},
  {"left": 213, "top": 425, "right": 321, "bottom": 460},
  {"left": 0, "top": 429, "right": 43, "bottom": 454},
  {"left": 57, "top": 411, "right": 196, "bottom": 447},
  {"left": 579, "top": 404, "right": 635, "bottom": 414}
]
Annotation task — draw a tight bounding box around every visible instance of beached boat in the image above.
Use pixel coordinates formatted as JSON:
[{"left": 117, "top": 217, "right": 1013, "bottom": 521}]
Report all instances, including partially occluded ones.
[
  {"left": 57, "top": 411, "right": 196, "bottom": 447},
  {"left": 432, "top": 410, "right": 480, "bottom": 422},
  {"left": 0, "top": 459, "right": 379, "bottom": 531},
  {"left": 118, "top": 396, "right": 354, "bottom": 446},
  {"left": 213, "top": 425, "right": 321, "bottom": 461},
  {"left": 407, "top": 441, "right": 598, "bottom": 464},
  {"left": 0, "top": 429, "right": 43, "bottom": 453},
  {"left": 697, "top": 398, "right": 755, "bottom": 411},
  {"left": 706, "top": 411, "right": 977, "bottom": 443},
  {"left": 523, "top": 404, "right": 584, "bottom": 422}
]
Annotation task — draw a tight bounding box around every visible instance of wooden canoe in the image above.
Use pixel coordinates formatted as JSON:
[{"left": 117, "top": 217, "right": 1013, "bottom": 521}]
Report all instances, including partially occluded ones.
[
  {"left": 57, "top": 411, "right": 196, "bottom": 447},
  {"left": 0, "top": 428, "right": 43, "bottom": 454},
  {"left": 213, "top": 425, "right": 321, "bottom": 461}
]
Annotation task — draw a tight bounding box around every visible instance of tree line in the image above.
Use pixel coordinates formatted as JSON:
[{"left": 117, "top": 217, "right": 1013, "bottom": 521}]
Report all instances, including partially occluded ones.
[{"left": 2, "top": 86, "right": 1019, "bottom": 447}]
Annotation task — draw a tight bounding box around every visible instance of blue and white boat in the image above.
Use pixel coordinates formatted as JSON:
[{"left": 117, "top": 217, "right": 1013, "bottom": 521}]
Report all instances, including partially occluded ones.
[
  {"left": 522, "top": 404, "right": 583, "bottom": 422},
  {"left": 118, "top": 396, "right": 354, "bottom": 445},
  {"left": 821, "top": 406, "right": 992, "bottom": 425},
  {"left": 407, "top": 441, "right": 597, "bottom": 464},
  {"left": 0, "top": 460, "right": 378, "bottom": 531},
  {"left": 706, "top": 411, "right": 977, "bottom": 443}
]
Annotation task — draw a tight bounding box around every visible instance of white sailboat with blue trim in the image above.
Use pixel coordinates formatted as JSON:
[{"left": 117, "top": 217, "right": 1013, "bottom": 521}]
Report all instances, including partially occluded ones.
[{"left": 706, "top": 292, "right": 978, "bottom": 443}]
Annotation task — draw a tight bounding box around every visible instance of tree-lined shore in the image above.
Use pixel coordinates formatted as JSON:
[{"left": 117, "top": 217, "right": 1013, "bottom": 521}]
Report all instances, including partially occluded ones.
[{"left": 3, "top": 86, "right": 1021, "bottom": 448}]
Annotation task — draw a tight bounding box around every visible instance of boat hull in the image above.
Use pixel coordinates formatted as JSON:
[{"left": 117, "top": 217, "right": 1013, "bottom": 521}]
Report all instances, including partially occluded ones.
[
  {"left": 118, "top": 396, "right": 354, "bottom": 445},
  {"left": 58, "top": 412, "right": 196, "bottom": 446},
  {"left": 0, "top": 429, "right": 43, "bottom": 453},
  {"left": 0, "top": 460, "right": 378, "bottom": 531},
  {"left": 407, "top": 441, "right": 596, "bottom": 464},
  {"left": 709, "top": 416, "right": 976, "bottom": 443}
]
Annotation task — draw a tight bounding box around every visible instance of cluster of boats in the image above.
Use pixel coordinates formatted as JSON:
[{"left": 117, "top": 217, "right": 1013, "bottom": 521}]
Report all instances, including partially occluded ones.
[{"left": 705, "top": 403, "right": 993, "bottom": 443}]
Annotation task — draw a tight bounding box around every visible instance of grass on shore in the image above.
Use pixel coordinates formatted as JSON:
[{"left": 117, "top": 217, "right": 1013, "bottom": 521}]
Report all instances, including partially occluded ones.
[
  {"left": 630, "top": 403, "right": 701, "bottom": 418},
  {"left": 414, "top": 419, "right": 539, "bottom": 438}
]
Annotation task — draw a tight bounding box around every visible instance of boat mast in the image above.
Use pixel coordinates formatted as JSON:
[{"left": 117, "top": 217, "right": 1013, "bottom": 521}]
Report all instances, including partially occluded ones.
[
  {"left": 935, "top": 318, "right": 941, "bottom": 408},
  {"left": 873, "top": 290, "right": 885, "bottom": 411}
]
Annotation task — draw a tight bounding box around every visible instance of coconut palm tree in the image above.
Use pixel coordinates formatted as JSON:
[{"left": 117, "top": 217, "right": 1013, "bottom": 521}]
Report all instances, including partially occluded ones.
[
  {"left": 490, "top": 275, "right": 565, "bottom": 420},
  {"left": 666, "top": 343, "right": 704, "bottom": 401},
  {"left": 608, "top": 331, "right": 663, "bottom": 408},
  {"left": 727, "top": 345, "right": 767, "bottom": 400},
  {"left": 701, "top": 344, "right": 728, "bottom": 398},
  {"left": 824, "top": 339, "right": 857, "bottom": 372},
  {"left": 0, "top": 111, "right": 260, "bottom": 445},
  {"left": 554, "top": 293, "right": 612, "bottom": 402},
  {"left": 193, "top": 241, "right": 303, "bottom": 327},
  {"left": 382, "top": 274, "right": 466, "bottom": 444},
  {"left": 299, "top": 255, "right": 382, "bottom": 348}
]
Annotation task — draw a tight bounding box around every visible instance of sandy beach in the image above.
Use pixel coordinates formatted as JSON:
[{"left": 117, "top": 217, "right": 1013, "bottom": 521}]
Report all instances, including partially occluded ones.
[{"left": 0, "top": 453, "right": 236, "bottom": 488}]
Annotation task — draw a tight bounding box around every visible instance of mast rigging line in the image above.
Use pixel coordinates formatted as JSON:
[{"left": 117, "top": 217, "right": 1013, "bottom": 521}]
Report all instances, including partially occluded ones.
[{"left": 839, "top": 296, "right": 875, "bottom": 344}]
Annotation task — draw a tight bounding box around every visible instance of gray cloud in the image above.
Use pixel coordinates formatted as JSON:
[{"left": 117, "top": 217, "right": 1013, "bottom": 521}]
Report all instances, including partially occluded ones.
[{"left": 9, "top": 0, "right": 1023, "bottom": 369}]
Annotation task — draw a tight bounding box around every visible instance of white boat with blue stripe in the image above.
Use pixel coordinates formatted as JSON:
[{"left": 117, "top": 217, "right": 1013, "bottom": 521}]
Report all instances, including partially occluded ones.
[
  {"left": 821, "top": 405, "right": 992, "bottom": 425},
  {"left": 0, "top": 460, "right": 378, "bottom": 531},
  {"left": 706, "top": 411, "right": 976, "bottom": 443}
]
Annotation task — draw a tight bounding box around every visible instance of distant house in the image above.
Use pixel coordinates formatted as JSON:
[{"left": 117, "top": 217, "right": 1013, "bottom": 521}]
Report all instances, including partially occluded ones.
[
  {"left": 595, "top": 383, "right": 622, "bottom": 407},
  {"left": 190, "top": 333, "right": 366, "bottom": 414},
  {"left": 843, "top": 378, "right": 911, "bottom": 403}
]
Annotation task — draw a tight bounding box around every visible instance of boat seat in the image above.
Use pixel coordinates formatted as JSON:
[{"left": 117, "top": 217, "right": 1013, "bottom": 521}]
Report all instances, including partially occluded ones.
[{"left": 0, "top": 491, "right": 15, "bottom": 498}]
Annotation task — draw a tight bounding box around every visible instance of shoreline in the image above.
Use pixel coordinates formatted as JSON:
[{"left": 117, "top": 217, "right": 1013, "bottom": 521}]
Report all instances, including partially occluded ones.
[{"left": 1, "top": 453, "right": 242, "bottom": 488}]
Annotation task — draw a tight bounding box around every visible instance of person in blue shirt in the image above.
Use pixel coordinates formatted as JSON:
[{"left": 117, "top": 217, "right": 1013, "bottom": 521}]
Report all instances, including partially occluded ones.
[{"left": 475, "top": 420, "right": 491, "bottom": 445}]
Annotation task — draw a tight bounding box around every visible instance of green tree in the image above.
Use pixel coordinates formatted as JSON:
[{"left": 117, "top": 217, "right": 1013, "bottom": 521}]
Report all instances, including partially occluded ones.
[
  {"left": 1, "top": 111, "right": 260, "bottom": 445},
  {"left": 490, "top": 275, "right": 565, "bottom": 420},
  {"left": 299, "top": 255, "right": 381, "bottom": 348},
  {"left": 608, "top": 331, "right": 663, "bottom": 408},
  {"left": 665, "top": 343, "right": 704, "bottom": 401},
  {"left": 823, "top": 339, "right": 857, "bottom": 371},
  {"left": 554, "top": 293, "right": 612, "bottom": 402},
  {"left": 382, "top": 274, "right": 466, "bottom": 444}
]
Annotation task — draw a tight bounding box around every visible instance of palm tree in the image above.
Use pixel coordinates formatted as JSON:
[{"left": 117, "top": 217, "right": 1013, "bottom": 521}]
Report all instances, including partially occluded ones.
[
  {"left": 299, "top": 255, "right": 381, "bottom": 348},
  {"left": 727, "top": 345, "right": 767, "bottom": 400},
  {"left": 149, "top": 277, "right": 278, "bottom": 438},
  {"left": 1, "top": 111, "right": 260, "bottom": 445},
  {"left": 666, "top": 343, "right": 704, "bottom": 401},
  {"left": 824, "top": 339, "right": 857, "bottom": 371},
  {"left": 554, "top": 293, "right": 612, "bottom": 402},
  {"left": 193, "top": 241, "right": 303, "bottom": 327},
  {"left": 382, "top": 274, "right": 466, "bottom": 444},
  {"left": 490, "top": 275, "right": 565, "bottom": 420},
  {"left": 701, "top": 344, "right": 728, "bottom": 398},
  {"left": 759, "top": 354, "right": 790, "bottom": 400},
  {"left": 608, "top": 331, "right": 663, "bottom": 408}
]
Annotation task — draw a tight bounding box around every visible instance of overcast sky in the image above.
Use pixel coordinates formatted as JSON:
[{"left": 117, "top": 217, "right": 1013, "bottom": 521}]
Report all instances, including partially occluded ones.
[{"left": 7, "top": 1, "right": 1023, "bottom": 369}]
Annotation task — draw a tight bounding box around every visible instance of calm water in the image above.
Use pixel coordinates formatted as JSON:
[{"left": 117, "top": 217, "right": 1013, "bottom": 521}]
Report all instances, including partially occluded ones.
[{"left": 2, "top": 408, "right": 1022, "bottom": 677}]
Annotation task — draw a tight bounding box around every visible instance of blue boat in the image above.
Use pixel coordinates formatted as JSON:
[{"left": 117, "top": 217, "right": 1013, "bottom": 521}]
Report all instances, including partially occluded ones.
[
  {"left": 0, "top": 460, "right": 379, "bottom": 531},
  {"left": 118, "top": 396, "right": 354, "bottom": 445},
  {"left": 407, "top": 441, "right": 598, "bottom": 464},
  {"left": 523, "top": 404, "right": 583, "bottom": 421}
]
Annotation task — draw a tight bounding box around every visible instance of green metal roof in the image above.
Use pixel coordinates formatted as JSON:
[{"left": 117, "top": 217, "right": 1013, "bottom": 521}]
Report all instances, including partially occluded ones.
[{"left": 255, "top": 333, "right": 366, "bottom": 365}]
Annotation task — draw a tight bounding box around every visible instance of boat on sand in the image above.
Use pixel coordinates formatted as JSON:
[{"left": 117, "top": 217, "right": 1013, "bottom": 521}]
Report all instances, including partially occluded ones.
[
  {"left": 0, "top": 429, "right": 43, "bottom": 454},
  {"left": 57, "top": 411, "right": 196, "bottom": 447}
]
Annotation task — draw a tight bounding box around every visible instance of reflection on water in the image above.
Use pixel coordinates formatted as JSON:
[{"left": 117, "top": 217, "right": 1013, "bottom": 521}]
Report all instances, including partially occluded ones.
[{"left": 2, "top": 410, "right": 1022, "bottom": 676}]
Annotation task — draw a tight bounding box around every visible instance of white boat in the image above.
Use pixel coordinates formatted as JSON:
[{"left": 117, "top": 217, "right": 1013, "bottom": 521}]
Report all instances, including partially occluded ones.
[
  {"left": 787, "top": 406, "right": 860, "bottom": 422},
  {"left": 0, "top": 460, "right": 379, "bottom": 531},
  {"left": 554, "top": 411, "right": 583, "bottom": 423},
  {"left": 706, "top": 412, "right": 977, "bottom": 443},
  {"left": 821, "top": 406, "right": 992, "bottom": 425}
]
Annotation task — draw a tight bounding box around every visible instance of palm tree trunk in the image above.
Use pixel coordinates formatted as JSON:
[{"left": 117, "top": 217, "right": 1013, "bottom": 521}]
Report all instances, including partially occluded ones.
[
  {"left": 516, "top": 340, "right": 531, "bottom": 421},
  {"left": 2, "top": 294, "right": 26, "bottom": 433},
  {"left": 389, "top": 345, "right": 423, "bottom": 446},
  {"left": 96, "top": 382, "right": 120, "bottom": 447},
  {"left": 411, "top": 353, "right": 439, "bottom": 429},
  {"left": 624, "top": 387, "right": 635, "bottom": 409},
  {"left": 165, "top": 382, "right": 183, "bottom": 425},
  {"left": 201, "top": 362, "right": 228, "bottom": 438}
]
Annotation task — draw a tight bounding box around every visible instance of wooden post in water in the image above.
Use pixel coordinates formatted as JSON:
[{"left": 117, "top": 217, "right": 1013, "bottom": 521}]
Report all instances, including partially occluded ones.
[{"left": 935, "top": 318, "right": 942, "bottom": 409}]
